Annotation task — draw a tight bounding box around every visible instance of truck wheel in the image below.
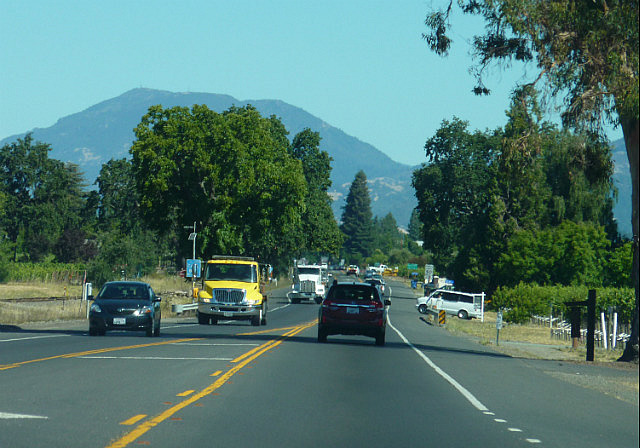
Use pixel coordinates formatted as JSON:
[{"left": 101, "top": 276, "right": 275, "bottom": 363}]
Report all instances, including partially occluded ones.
[
  {"left": 260, "top": 310, "right": 267, "bottom": 326},
  {"left": 251, "top": 315, "right": 260, "bottom": 326},
  {"left": 197, "top": 312, "right": 209, "bottom": 325}
]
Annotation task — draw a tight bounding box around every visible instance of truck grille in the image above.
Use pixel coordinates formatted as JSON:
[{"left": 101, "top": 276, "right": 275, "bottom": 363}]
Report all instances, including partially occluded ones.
[
  {"left": 300, "top": 280, "right": 316, "bottom": 293},
  {"left": 212, "top": 288, "right": 246, "bottom": 304}
]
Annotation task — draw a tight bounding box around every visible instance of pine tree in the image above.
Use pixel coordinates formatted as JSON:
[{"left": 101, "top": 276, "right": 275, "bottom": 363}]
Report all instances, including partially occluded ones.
[{"left": 340, "top": 170, "right": 374, "bottom": 262}]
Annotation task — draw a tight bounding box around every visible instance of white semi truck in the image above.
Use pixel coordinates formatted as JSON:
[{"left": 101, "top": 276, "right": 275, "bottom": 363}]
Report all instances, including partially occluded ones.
[{"left": 289, "top": 264, "right": 325, "bottom": 304}]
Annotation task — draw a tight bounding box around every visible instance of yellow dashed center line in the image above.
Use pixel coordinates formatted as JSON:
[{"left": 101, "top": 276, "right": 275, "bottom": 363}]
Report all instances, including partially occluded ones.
[
  {"left": 176, "top": 390, "right": 194, "bottom": 397},
  {"left": 107, "top": 320, "right": 317, "bottom": 448},
  {"left": 120, "top": 415, "right": 147, "bottom": 426}
]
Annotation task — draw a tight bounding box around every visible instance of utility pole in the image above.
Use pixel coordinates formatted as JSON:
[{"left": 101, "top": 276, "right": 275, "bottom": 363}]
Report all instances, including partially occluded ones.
[{"left": 185, "top": 222, "right": 197, "bottom": 301}]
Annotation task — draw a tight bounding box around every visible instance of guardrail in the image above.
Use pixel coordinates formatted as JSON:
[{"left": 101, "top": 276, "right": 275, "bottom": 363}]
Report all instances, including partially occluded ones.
[{"left": 172, "top": 303, "right": 198, "bottom": 314}]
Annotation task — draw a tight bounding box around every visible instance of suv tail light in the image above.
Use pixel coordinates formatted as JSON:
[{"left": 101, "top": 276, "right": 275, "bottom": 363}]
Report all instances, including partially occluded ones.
[
  {"left": 372, "top": 300, "right": 383, "bottom": 309},
  {"left": 322, "top": 299, "right": 334, "bottom": 308}
]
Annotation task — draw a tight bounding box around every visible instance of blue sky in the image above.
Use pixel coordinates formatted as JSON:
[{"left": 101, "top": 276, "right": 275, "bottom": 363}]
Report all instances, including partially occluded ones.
[{"left": 0, "top": 0, "right": 624, "bottom": 166}]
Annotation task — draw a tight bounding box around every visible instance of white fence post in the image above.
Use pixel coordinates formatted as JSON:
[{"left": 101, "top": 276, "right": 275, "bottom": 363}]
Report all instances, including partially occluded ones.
[{"left": 600, "top": 312, "right": 608, "bottom": 350}]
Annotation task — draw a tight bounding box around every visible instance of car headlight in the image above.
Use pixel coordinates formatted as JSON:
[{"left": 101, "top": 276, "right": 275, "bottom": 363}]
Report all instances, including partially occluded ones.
[
  {"left": 90, "top": 303, "right": 102, "bottom": 313},
  {"left": 134, "top": 306, "right": 152, "bottom": 316}
]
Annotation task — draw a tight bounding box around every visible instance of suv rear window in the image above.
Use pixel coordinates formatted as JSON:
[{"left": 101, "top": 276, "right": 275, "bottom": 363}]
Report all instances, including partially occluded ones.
[{"left": 329, "top": 285, "right": 379, "bottom": 302}]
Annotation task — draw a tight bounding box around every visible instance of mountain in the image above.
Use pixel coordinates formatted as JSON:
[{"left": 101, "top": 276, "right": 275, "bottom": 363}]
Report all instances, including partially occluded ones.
[
  {"left": 0, "top": 88, "right": 418, "bottom": 227},
  {"left": 1, "top": 88, "right": 632, "bottom": 237}
]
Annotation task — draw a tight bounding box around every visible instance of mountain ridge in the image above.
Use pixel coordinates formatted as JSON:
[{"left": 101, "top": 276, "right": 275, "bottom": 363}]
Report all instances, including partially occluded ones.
[{"left": 1, "top": 88, "right": 418, "bottom": 227}]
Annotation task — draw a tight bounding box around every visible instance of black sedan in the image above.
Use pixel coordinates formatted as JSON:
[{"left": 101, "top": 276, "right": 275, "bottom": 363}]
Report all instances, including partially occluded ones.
[{"left": 89, "top": 281, "right": 161, "bottom": 337}]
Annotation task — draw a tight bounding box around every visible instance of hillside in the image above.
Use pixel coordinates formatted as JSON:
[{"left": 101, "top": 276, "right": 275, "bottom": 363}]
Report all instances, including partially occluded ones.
[
  {"left": 0, "top": 88, "right": 417, "bottom": 227},
  {"left": 1, "top": 88, "right": 632, "bottom": 236}
]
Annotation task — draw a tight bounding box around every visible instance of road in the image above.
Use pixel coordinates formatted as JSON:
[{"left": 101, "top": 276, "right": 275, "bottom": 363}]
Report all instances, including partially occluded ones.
[{"left": 1, "top": 275, "right": 637, "bottom": 447}]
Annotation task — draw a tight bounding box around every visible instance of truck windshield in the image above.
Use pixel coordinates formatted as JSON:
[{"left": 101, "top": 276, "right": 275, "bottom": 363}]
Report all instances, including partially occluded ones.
[
  {"left": 206, "top": 264, "right": 256, "bottom": 282},
  {"left": 297, "top": 268, "right": 321, "bottom": 275}
]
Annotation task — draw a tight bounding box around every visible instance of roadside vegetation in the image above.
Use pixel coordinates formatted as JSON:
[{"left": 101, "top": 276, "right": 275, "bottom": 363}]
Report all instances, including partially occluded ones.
[{"left": 1, "top": 1, "right": 637, "bottom": 362}]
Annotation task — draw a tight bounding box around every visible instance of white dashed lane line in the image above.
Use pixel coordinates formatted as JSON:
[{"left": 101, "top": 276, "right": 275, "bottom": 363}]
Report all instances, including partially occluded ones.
[{"left": 389, "top": 316, "right": 544, "bottom": 445}]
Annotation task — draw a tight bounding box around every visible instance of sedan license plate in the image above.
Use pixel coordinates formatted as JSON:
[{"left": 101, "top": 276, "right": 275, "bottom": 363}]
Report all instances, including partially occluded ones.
[
  {"left": 113, "top": 317, "right": 126, "bottom": 325},
  {"left": 346, "top": 307, "right": 359, "bottom": 315},
  {"left": 223, "top": 312, "right": 233, "bottom": 317}
]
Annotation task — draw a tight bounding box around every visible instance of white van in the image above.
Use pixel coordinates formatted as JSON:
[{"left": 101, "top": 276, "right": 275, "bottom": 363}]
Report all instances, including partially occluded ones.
[{"left": 416, "top": 289, "right": 484, "bottom": 320}]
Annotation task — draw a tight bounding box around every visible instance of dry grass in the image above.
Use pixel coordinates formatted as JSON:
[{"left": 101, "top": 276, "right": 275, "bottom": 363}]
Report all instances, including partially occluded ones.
[
  {"left": 441, "top": 311, "right": 628, "bottom": 363},
  {"left": 0, "top": 275, "right": 289, "bottom": 325}
]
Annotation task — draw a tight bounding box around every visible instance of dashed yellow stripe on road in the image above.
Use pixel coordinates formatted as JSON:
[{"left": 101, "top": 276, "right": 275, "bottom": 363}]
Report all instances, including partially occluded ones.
[
  {"left": 120, "top": 415, "right": 147, "bottom": 426},
  {"left": 106, "top": 321, "right": 317, "bottom": 448}
]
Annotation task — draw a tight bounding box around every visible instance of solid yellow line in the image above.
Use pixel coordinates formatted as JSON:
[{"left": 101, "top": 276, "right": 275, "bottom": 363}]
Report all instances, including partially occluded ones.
[
  {"left": 176, "top": 390, "right": 194, "bottom": 397},
  {"left": 210, "top": 370, "right": 222, "bottom": 377},
  {"left": 106, "top": 321, "right": 316, "bottom": 448},
  {"left": 0, "top": 338, "right": 202, "bottom": 371},
  {"left": 235, "top": 325, "right": 299, "bottom": 336},
  {"left": 231, "top": 321, "right": 316, "bottom": 364},
  {"left": 120, "top": 415, "right": 147, "bottom": 426}
]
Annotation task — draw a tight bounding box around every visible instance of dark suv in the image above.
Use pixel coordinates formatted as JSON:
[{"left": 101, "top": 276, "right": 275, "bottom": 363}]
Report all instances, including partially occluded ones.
[{"left": 317, "top": 281, "right": 391, "bottom": 346}]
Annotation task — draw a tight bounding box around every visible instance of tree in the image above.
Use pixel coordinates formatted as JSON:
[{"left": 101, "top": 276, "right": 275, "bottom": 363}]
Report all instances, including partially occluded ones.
[
  {"left": 413, "top": 96, "right": 617, "bottom": 292},
  {"left": 407, "top": 208, "right": 423, "bottom": 242},
  {"left": 290, "top": 129, "right": 343, "bottom": 256},
  {"left": 95, "top": 158, "right": 140, "bottom": 233},
  {"left": 340, "top": 170, "right": 374, "bottom": 263},
  {"left": 0, "top": 135, "right": 88, "bottom": 262},
  {"left": 423, "top": 0, "right": 639, "bottom": 361},
  {"left": 131, "top": 104, "right": 307, "bottom": 268}
]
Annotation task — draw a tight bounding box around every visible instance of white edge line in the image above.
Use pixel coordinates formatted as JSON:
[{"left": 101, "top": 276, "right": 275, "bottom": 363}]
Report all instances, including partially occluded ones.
[
  {"left": 0, "top": 412, "right": 48, "bottom": 419},
  {"left": 0, "top": 335, "right": 70, "bottom": 343},
  {"left": 388, "top": 317, "right": 489, "bottom": 412}
]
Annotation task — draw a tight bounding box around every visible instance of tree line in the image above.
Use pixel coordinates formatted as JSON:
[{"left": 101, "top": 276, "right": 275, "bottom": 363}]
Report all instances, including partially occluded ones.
[{"left": 0, "top": 105, "right": 343, "bottom": 282}]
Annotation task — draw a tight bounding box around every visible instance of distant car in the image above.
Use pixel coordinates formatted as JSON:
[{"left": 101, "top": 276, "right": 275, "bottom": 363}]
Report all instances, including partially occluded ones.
[
  {"left": 365, "top": 277, "right": 386, "bottom": 296},
  {"left": 317, "top": 281, "right": 391, "bottom": 346},
  {"left": 89, "top": 281, "right": 161, "bottom": 336},
  {"left": 346, "top": 265, "right": 360, "bottom": 276}
]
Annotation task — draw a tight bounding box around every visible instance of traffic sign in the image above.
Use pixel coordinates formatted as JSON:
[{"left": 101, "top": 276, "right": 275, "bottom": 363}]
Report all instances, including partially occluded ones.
[{"left": 186, "top": 259, "right": 201, "bottom": 278}]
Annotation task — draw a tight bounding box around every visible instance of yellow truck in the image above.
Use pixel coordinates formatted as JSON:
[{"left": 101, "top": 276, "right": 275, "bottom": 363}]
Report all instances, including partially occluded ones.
[{"left": 195, "top": 256, "right": 267, "bottom": 326}]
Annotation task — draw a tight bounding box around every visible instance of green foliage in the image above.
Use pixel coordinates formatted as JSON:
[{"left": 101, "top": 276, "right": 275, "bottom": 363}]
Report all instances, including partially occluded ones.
[
  {"left": 496, "top": 221, "right": 611, "bottom": 288},
  {"left": 492, "top": 284, "right": 635, "bottom": 324},
  {"left": 289, "top": 128, "right": 343, "bottom": 256},
  {"left": 0, "top": 135, "right": 89, "bottom": 262},
  {"left": 95, "top": 158, "right": 140, "bottom": 233},
  {"left": 407, "top": 208, "right": 423, "bottom": 242},
  {"left": 131, "top": 104, "right": 307, "bottom": 267},
  {"left": 413, "top": 94, "right": 618, "bottom": 293},
  {"left": 604, "top": 241, "right": 634, "bottom": 288},
  {"left": 423, "top": 0, "right": 638, "bottom": 129},
  {"left": 2, "top": 262, "right": 87, "bottom": 283},
  {"left": 340, "top": 170, "right": 374, "bottom": 263}
]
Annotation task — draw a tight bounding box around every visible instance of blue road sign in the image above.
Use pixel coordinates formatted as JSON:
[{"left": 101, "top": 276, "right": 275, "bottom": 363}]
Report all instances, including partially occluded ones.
[{"left": 186, "top": 259, "right": 201, "bottom": 278}]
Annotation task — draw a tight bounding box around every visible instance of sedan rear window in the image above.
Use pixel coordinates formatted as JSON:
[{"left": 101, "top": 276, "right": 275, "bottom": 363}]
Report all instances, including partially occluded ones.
[{"left": 100, "top": 284, "right": 149, "bottom": 300}]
